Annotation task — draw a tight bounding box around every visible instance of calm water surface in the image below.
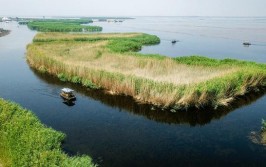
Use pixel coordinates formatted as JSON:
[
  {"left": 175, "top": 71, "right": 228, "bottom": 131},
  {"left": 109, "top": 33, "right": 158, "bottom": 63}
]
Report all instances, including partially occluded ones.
[
  {"left": 92, "top": 17, "right": 266, "bottom": 62},
  {"left": 1, "top": 17, "right": 266, "bottom": 167}
]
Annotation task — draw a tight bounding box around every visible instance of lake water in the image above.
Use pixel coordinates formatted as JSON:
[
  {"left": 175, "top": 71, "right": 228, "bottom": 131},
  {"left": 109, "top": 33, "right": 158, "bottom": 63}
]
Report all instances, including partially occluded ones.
[
  {"left": 1, "top": 17, "right": 266, "bottom": 167},
  {"left": 92, "top": 17, "right": 266, "bottom": 63}
]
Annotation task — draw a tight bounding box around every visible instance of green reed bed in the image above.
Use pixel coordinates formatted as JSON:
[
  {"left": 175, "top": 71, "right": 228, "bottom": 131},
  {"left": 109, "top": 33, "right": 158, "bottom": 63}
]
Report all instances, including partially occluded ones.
[
  {"left": 0, "top": 28, "right": 10, "bottom": 37},
  {"left": 0, "top": 98, "right": 96, "bottom": 167},
  {"left": 27, "top": 20, "right": 102, "bottom": 32},
  {"left": 27, "top": 32, "right": 266, "bottom": 109}
]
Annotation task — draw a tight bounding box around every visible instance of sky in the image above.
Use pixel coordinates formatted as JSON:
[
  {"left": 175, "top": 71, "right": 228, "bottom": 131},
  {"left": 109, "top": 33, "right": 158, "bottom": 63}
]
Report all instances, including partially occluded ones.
[{"left": 0, "top": 0, "right": 266, "bottom": 17}]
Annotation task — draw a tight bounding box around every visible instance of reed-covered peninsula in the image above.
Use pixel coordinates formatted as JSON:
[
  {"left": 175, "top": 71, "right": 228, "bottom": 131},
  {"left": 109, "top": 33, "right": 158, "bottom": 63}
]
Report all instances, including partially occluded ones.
[
  {"left": 0, "top": 98, "right": 95, "bottom": 167},
  {"left": 27, "top": 32, "right": 266, "bottom": 109}
]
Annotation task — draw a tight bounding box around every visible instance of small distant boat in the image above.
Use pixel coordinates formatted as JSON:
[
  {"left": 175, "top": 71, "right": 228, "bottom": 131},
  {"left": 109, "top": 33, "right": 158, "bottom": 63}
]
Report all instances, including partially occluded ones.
[
  {"left": 243, "top": 42, "right": 251, "bottom": 46},
  {"left": 171, "top": 40, "right": 178, "bottom": 44},
  {"left": 60, "top": 88, "right": 76, "bottom": 101}
]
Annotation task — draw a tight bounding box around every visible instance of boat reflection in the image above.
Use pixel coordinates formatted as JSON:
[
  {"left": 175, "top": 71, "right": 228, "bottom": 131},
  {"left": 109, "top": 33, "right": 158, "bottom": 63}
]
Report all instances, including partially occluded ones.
[{"left": 62, "top": 100, "right": 76, "bottom": 107}]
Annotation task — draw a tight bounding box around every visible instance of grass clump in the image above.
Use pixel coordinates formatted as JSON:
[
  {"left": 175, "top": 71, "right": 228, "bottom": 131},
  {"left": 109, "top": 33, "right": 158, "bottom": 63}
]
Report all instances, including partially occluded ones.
[
  {"left": 262, "top": 119, "right": 266, "bottom": 131},
  {"left": 107, "top": 34, "right": 160, "bottom": 52},
  {"left": 255, "top": 119, "right": 266, "bottom": 145},
  {"left": 0, "top": 28, "right": 10, "bottom": 37},
  {"left": 262, "top": 119, "right": 266, "bottom": 143},
  {"left": 27, "top": 32, "right": 266, "bottom": 109},
  {"left": 0, "top": 98, "right": 96, "bottom": 167}
]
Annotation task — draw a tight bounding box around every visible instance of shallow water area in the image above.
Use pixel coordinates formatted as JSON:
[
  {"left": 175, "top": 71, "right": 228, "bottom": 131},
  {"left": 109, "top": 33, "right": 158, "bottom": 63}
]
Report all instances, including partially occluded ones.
[{"left": 1, "top": 18, "right": 266, "bottom": 167}]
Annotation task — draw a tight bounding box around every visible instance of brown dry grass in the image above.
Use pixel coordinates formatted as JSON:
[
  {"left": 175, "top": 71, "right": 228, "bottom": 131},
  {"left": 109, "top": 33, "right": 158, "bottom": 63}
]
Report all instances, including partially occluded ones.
[
  {"left": 31, "top": 41, "right": 238, "bottom": 86},
  {"left": 34, "top": 32, "right": 142, "bottom": 41}
]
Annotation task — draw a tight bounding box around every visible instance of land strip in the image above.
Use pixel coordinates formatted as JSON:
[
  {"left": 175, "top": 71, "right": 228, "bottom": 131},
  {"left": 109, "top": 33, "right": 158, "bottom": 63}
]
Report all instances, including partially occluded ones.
[{"left": 27, "top": 32, "right": 266, "bottom": 109}]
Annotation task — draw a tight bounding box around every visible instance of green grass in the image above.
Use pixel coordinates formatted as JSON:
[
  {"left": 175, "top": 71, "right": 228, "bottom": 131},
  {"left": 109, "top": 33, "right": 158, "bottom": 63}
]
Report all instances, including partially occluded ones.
[
  {"left": 0, "top": 98, "right": 96, "bottom": 167},
  {"left": 262, "top": 119, "right": 266, "bottom": 131},
  {"left": 27, "top": 20, "right": 102, "bottom": 32},
  {"left": 107, "top": 34, "right": 160, "bottom": 52},
  {"left": 27, "top": 32, "right": 266, "bottom": 109},
  {"left": 261, "top": 119, "right": 266, "bottom": 144},
  {"left": 0, "top": 28, "right": 10, "bottom": 37}
]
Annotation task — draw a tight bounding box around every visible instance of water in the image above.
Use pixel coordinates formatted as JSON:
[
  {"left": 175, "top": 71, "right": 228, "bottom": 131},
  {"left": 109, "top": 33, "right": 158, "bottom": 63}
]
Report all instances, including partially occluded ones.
[
  {"left": 92, "top": 17, "right": 266, "bottom": 62},
  {"left": 1, "top": 17, "right": 266, "bottom": 167}
]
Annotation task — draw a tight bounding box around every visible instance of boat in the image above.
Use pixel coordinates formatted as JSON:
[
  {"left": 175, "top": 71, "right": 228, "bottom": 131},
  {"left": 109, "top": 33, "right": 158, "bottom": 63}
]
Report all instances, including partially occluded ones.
[
  {"left": 243, "top": 42, "right": 251, "bottom": 46},
  {"left": 172, "top": 40, "right": 178, "bottom": 44},
  {"left": 60, "top": 88, "right": 76, "bottom": 101}
]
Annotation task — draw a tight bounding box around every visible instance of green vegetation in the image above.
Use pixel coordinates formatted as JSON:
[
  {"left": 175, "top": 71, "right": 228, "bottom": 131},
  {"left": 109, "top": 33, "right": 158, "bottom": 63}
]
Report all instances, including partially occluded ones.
[
  {"left": 0, "top": 28, "right": 10, "bottom": 37},
  {"left": 262, "top": 119, "right": 266, "bottom": 144},
  {"left": 262, "top": 119, "right": 266, "bottom": 131},
  {"left": 0, "top": 98, "right": 96, "bottom": 167},
  {"left": 27, "top": 32, "right": 266, "bottom": 109},
  {"left": 27, "top": 19, "right": 102, "bottom": 32}
]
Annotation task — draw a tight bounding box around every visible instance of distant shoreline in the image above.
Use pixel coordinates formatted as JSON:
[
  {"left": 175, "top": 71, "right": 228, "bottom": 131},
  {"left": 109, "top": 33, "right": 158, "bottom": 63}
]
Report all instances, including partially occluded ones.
[{"left": 0, "top": 29, "right": 10, "bottom": 37}]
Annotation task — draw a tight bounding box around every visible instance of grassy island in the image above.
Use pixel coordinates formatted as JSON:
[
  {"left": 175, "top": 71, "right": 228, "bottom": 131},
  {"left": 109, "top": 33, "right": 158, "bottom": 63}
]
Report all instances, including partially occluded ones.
[
  {"left": 0, "top": 28, "right": 10, "bottom": 37},
  {"left": 27, "top": 32, "right": 266, "bottom": 109},
  {"left": 0, "top": 98, "right": 96, "bottom": 167},
  {"left": 27, "top": 19, "right": 102, "bottom": 32}
]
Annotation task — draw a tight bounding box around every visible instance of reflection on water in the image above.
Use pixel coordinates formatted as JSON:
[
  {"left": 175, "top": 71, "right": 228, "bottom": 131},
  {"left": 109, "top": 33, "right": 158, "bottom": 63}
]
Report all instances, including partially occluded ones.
[
  {"left": 62, "top": 100, "right": 76, "bottom": 107},
  {"left": 32, "top": 68, "right": 266, "bottom": 126}
]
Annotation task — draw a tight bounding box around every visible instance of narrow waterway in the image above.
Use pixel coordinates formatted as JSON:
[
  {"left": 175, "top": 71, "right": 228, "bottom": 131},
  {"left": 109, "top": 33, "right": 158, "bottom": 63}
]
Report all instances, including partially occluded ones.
[{"left": 1, "top": 18, "right": 266, "bottom": 167}]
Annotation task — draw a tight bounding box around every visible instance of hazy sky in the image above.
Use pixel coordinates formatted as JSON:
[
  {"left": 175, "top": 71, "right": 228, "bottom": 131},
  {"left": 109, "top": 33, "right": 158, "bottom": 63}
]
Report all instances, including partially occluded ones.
[{"left": 1, "top": 0, "right": 266, "bottom": 17}]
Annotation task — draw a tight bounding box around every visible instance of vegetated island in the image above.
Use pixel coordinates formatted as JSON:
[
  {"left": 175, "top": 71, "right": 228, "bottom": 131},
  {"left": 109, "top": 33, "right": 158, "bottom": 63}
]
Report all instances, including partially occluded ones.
[
  {"left": 249, "top": 119, "right": 266, "bottom": 146},
  {"left": 27, "top": 32, "right": 266, "bottom": 110},
  {"left": 26, "top": 19, "right": 102, "bottom": 32},
  {"left": 0, "top": 98, "right": 96, "bottom": 167},
  {"left": 0, "top": 28, "right": 10, "bottom": 37}
]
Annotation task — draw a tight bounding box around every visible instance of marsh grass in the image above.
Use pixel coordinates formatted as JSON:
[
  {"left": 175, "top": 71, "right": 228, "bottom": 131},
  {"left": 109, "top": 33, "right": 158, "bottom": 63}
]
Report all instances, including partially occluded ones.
[
  {"left": 261, "top": 119, "right": 266, "bottom": 144},
  {"left": 0, "top": 98, "right": 96, "bottom": 167},
  {"left": 27, "top": 32, "right": 266, "bottom": 109},
  {"left": 0, "top": 28, "right": 10, "bottom": 37},
  {"left": 28, "top": 20, "right": 102, "bottom": 32}
]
